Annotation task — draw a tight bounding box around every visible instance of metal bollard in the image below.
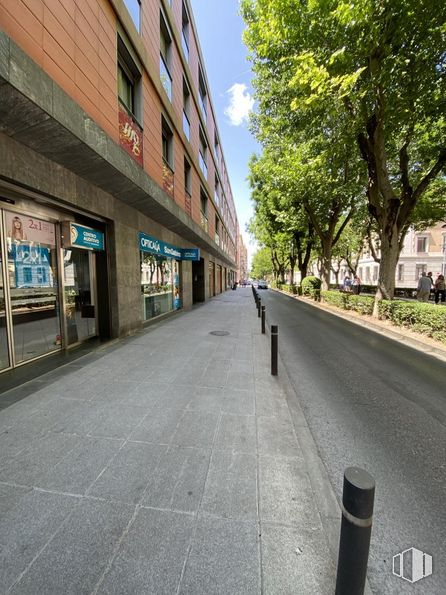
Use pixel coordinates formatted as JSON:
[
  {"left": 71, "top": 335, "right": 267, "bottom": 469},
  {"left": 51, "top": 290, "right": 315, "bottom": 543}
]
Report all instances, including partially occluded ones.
[
  {"left": 335, "top": 467, "right": 375, "bottom": 595},
  {"left": 257, "top": 297, "right": 261, "bottom": 317},
  {"left": 271, "top": 325, "right": 278, "bottom": 375},
  {"left": 261, "top": 305, "right": 265, "bottom": 334}
]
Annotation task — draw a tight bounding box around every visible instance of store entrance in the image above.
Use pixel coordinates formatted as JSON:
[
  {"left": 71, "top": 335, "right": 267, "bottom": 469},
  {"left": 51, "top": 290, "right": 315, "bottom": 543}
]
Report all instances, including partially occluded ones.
[
  {"left": 192, "top": 258, "right": 205, "bottom": 303},
  {"left": 63, "top": 248, "right": 97, "bottom": 345}
]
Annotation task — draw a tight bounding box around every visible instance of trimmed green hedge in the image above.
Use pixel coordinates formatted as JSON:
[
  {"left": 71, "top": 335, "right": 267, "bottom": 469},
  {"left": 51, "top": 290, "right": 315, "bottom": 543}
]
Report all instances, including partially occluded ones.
[
  {"left": 276, "top": 283, "right": 299, "bottom": 295},
  {"left": 379, "top": 300, "right": 446, "bottom": 344},
  {"left": 319, "top": 290, "right": 446, "bottom": 344},
  {"left": 321, "top": 290, "right": 375, "bottom": 315},
  {"left": 301, "top": 276, "right": 322, "bottom": 300}
]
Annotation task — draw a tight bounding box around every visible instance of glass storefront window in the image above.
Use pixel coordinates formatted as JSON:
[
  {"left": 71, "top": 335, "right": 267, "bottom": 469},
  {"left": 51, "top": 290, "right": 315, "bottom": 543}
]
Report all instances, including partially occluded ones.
[
  {"left": 63, "top": 249, "right": 97, "bottom": 345},
  {"left": 6, "top": 211, "right": 61, "bottom": 364},
  {"left": 141, "top": 253, "right": 180, "bottom": 320},
  {"left": 0, "top": 226, "right": 10, "bottom": 371}
]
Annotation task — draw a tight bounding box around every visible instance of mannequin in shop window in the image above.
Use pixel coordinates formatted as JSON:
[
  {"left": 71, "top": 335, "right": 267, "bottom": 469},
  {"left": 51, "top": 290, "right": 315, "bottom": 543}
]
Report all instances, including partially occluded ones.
[{"left": 11, "top": 216, "right": 27, "bottom": 241}]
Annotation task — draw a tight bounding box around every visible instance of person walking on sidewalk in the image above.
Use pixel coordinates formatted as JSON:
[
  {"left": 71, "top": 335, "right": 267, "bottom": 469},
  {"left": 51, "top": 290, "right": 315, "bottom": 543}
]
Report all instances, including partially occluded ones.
[
  {"left": 417, "top": 272, "right": 432, "bottom": 302},
  {"left": 352, "top": 275, "right": 361, "bottom": 295},
  {"left": 434, "top": 274, "right": 445, "bottom": 304}
]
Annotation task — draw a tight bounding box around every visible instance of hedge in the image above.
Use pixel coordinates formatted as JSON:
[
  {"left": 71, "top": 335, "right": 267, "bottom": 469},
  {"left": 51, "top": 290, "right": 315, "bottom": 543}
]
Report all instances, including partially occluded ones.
[
  {"left": 321, "top": 290, "right": 375, "bottom": 315},
  {"left": 378, "top": 300, "right": 446, "bottom": 344},
  {"left": 319, "top": 290, "right": 446, "bottom": 344},
  {"left": 276, "top": 283, "right": 299, "bottom": 295},
  {"left": 301, "top": 276, "right": 322, "bottom": 300}
]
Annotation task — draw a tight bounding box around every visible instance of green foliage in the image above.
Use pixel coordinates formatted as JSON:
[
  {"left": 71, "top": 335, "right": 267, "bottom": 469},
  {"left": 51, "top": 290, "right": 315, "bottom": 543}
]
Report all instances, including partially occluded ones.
[
  {"left": 251, "top": 247, "right": 273, "bottom": 280},
  {"left": 301, "top": 276, "right": 322, "bottom": 299},
  {"left": 276, "top": 283, "right": 299, "bottom": 295},
  {"left": 321, "top": 290, "right": 375, "bottom": 315},
  {"left": 378, "top": 301, "right": 446, "bottom": 343}
]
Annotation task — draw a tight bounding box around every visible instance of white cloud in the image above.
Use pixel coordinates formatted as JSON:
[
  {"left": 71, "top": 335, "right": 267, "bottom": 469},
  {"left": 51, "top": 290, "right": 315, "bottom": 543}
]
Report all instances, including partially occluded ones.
[{"left": 224, "top": 83, "right": 254, "bottom": 126}]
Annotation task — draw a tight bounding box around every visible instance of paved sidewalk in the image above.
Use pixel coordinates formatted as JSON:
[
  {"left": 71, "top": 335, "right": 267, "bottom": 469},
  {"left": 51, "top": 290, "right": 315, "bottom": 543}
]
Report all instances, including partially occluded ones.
[{"left": 0, "top": 288, "right": 335, "bottom": 595}]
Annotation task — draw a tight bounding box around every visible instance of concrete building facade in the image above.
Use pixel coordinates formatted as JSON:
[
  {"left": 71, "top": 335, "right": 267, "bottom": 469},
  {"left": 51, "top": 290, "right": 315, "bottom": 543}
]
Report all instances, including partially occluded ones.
[{"left": 0, "top": 0, "right": 243, "bottom": 373}]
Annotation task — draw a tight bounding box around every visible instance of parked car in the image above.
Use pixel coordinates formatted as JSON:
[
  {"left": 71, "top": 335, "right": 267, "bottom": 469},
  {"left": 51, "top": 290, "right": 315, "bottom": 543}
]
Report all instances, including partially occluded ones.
[{"left": 257, "top": 280, "right": 268, "bottom": 289}]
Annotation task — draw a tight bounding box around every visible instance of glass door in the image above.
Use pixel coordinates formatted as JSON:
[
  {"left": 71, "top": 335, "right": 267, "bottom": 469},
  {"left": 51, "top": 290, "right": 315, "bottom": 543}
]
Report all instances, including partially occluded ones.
[
  {"left": 0, "top": 221, "right": 11, "bottom": 371},
  {"left": 63, "top": 248, "right": 97, "bottom": 345},
  {"left": 6, "top": 211, "right": 61, "bottom": 364}
]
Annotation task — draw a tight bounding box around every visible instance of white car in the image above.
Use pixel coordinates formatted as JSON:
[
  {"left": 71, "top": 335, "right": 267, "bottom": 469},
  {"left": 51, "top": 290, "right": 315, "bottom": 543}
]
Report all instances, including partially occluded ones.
[{"left": 257, "top": 280, "right": 268, "bottom": 289}]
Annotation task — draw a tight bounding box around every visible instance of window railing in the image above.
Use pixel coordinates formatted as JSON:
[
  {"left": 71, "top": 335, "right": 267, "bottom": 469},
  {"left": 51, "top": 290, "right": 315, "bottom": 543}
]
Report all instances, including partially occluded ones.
[
  {"left": 198, "top": 94, "right": 207, "bottom": 121},
  {"left": 215, "top": 233, "right": 220, "bottom": 246},
  {"left": 200, "top": 212, "right": 208, "bottom": 233},
  {"left": 183, "top": 112, "right": 190, "bottom": 141},
  {"left": 182, "top": 31, "right": 189, "bottom": 62},
  {"left": 199, "top": 152, "right": 208, "bottom": 178},
  {"left": 160, "top": 57, "right": 172, "bottom": 101}
]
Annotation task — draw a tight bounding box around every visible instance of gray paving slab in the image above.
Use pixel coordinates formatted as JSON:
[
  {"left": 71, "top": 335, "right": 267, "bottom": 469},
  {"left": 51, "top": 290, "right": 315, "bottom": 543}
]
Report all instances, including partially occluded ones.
[
  {"left": 201, "top": 451, "right": 258, "bottom": 520},
  {"left": 96, "top": 507, "right": 195, "bottom": 595},
  {"left": 221, "top": 388, "right": 255, "bottom": 415},
  {"left": 88, "top": 442, "right": 166, "bottom": 504},
  {"left": 186, "top": 386, "right": 225, "bottom": 412},
  {"left": 34, "top": 437, "right": 124, "bottom": 495},
  {"left": 170, "top": 411, "right": 220, "bottom": 448},
  {"left": 0, "top": 490, "right": 79, "bottom": 592},
  {"left": 9, "top": 499, "right": 133, "bottom": 595},
  {"left": 257, "top": 415, "right": 302, "bottom": 457},
  {"left": 260, "top": 522, "right": 334, "bottom": 595},
  {"left": 179, "top": 516, "right": 260, "bottom": 595},
  {"left": 129, "top": 407, "right": 186, "bottom": 443},
  {"left": 0, "top": 483, "right": 31, "bottom": 515},
  {"left": 142, "top": 445, "right": 210, "bottom": 513},
  {"left": 0, "top": 432, "right": 80, "bottom": 485},
  {"left": 214, "top": 413, "right": 257, "bottom": 453},
  {"left": 259, "top": 455, "right": 322, "bottom": 529}
]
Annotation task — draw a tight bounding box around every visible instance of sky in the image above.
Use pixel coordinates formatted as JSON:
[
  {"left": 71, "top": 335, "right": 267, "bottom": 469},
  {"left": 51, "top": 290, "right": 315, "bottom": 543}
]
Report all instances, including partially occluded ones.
[{"left": 189, "top": 0, "right": 259, "bottom": 267}]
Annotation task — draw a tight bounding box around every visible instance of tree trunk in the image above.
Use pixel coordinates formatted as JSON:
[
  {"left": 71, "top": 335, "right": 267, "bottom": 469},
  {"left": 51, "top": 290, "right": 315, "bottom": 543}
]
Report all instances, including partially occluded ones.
[
  {"left": 373, "top": 226, "right": 400, "bottom": 316},
  {"left": 320, "top": 240, "right": 332, "bottom": 290}
]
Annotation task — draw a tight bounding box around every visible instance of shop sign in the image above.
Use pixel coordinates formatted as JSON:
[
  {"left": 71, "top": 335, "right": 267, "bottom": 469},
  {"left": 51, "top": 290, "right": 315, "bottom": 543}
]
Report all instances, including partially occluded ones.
[
  {"left": 63, "top": 222, "right": 104, "bottom": 251},
  {"left": 139, "top": 232, "right": 200, "bottom": 261},
  {"left": 118, "top": 107, "right": 143, "bottom": 167}
]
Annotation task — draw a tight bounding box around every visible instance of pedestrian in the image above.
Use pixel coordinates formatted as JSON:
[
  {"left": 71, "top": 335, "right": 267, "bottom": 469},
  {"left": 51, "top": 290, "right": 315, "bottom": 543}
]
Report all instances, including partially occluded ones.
[
  {"left": 434, "top": 274, "right": 445, "bottom": 304},
  {"left": 352, "top": 275, "right": 361, "bottom": 295},
  {"left": 343, "top": 275, "right": 352, "bottom": 292},
  {"left": 417, "top": 272, "right": 432, "bottom": 302}
]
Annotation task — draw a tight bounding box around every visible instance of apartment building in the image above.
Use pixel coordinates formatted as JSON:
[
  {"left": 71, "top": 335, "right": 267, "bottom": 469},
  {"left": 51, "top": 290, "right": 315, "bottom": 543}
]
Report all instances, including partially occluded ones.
[
  {"left": 356, "top": 222, "right": 446, "bottom": 288},
  {"left": 0, "top": 0, "right": 243, "bottom": 373}
]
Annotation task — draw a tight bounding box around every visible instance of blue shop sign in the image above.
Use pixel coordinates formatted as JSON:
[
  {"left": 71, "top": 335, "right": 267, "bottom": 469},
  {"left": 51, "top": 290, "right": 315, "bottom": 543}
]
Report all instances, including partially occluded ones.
[
  {"left": 64, "top": 222, "right": 104, "bottom": 251},
  {"left": 139, "top": 232, "right": 200, "bottom": 261}
]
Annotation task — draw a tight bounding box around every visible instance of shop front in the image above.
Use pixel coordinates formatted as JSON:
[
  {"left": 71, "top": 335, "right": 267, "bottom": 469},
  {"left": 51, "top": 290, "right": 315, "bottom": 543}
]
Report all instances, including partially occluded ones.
[
  {"left": 139, "top": 232, "right": 199, "bottom": 321},
  {"left": 0, "top": 201, "right": 107, "bottom": 373}
]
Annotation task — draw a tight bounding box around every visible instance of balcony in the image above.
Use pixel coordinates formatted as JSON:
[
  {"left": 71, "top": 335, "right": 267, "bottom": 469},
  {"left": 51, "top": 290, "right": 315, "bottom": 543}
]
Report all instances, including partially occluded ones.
[{"left": 215, "top": 233, "right": 220, "bottom": 246}]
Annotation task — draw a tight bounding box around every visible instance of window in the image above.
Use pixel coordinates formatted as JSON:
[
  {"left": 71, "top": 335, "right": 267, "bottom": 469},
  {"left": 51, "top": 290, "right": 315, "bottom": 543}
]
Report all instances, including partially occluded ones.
[
  {"left": 160, "top": 13, "right": 172, "bottom": 101},
  {"left": 162, "top": 116, "right": 173, "bottom": 168},
  {"left": 117, "top": 35, "right": 141, "bottom": 121},
  {"left": 183, "top": 78, "right": 191, "bottom": 140},
  {"left": 199, "top": 127, "right": 208, "bottom": 178},
  {"left": 215, "top": 215, "right": 220, "bottom": 246},
  {"left": 200, "top": 188, "right": 208, "bottom": 232},
  {"left": 23, "top": 267, "right": 32, "bottom": 285},
  {"left": 184, "top": 157, "right": 191, "bottom": 195},
  {"left": 397, "top": 264, "right": 404, "bottom": 282},
  {"left": 198, "top": 67, "right": 207, "bottom": 121},
  {"left": 123, "top": 0, "right": 140, "bottom": 32},
  {"left": 416, "top": 236, "right": 427, "bottom": 252},
  {"left": 214, "top": 134, "right": 219, "bottom": 164},
  {"left": 415, "top": 264, "right": 427, "bottom": 280},
  {"left": 214, "top": 175, "right": 220, "bottom": 208},
  {"left": 182, "top": 1, "right": 190, "bottom": 61}
]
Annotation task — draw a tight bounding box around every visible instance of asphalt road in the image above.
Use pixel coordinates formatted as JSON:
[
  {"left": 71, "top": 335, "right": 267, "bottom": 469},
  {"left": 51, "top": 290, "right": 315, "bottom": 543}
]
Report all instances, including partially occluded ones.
[{"left": 258, "top": 289, "right": 446, "bottom": 595}]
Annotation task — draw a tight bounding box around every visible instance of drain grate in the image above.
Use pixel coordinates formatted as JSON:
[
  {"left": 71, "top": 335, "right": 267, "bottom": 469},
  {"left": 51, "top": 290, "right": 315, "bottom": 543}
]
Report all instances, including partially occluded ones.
[{"left": 209, "top": 331, "right": 230, "bottom": 336}]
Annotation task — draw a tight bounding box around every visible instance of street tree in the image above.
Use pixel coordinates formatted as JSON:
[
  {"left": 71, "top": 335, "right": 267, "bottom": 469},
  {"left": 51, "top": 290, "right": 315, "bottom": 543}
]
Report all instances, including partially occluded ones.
[{"left": 242, "top": 0, "right": 446, "bottom": 310}]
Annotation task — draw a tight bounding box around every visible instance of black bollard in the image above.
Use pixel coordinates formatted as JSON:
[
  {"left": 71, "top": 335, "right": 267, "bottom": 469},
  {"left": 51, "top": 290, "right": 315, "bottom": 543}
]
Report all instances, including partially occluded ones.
[
  {"left": 335, "top": 467, "right": 375, "bottom": 595},
  {"left": 257, "top": 297, "right": 261, "bottom": 317},
  {"left": 261, "top": 305, "right": 266, "bottom": 334},
  {"left": 271, "top": 325, "right": 278, "bottom": 375}
]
